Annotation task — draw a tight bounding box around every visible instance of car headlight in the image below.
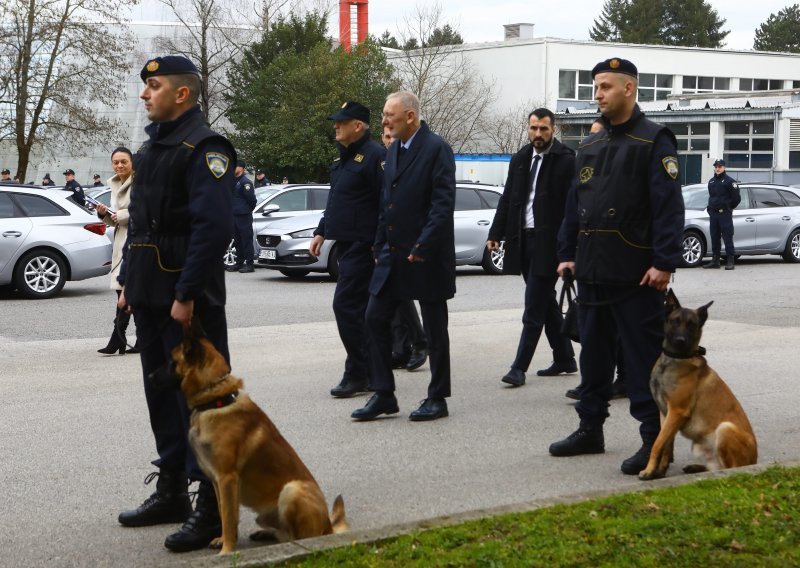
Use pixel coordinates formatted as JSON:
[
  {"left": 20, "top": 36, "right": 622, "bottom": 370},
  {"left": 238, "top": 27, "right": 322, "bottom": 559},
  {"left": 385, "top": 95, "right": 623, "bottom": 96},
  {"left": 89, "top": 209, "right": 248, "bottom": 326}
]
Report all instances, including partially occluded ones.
[{"left": 288, "top": 228, "right": 316, "bottom": 239}]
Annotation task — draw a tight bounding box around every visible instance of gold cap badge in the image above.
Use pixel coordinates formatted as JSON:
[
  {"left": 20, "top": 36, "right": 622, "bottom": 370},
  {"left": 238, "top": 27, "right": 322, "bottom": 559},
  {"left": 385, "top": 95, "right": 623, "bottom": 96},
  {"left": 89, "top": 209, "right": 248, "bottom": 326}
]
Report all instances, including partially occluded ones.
[
  {"left": 147, "top": 60, "right": 159, "bottom": 72},
  {"left": 610, "top": 58, "right": 620, "bottom": 69}
]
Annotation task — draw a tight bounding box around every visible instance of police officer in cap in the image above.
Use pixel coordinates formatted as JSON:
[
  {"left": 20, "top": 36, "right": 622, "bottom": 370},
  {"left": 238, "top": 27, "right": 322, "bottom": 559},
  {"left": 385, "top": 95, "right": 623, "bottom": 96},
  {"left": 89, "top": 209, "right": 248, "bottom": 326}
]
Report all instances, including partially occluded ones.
[
  {"left": 227, "top": 159, "right": 257, "bottom": 273},
  {"left": 551, "top": 57, "right": 685, "bottom": 475},
  {"left": 116, "top": 55, "right": 235, "bottom": 553},
  {"left": 0, "top": 168, "right": 12, "bottom": 183},
  {"left": 92, "top": 173, "right": 104, "bottom": 187},
  {"left": 42, "top": 173, "right": 55, "bottom": 186},
  {"left": 703, "top": 159, "right": 740, "bottom": 270},
  {"left": 254, "top": 168, "right": 270, "bottom": 187},
  {"left": 310, "top": 101, "right": 385, "bottom": 398},
  {"left": 62, "top": 169, "right": 85, "bottom": 206}
]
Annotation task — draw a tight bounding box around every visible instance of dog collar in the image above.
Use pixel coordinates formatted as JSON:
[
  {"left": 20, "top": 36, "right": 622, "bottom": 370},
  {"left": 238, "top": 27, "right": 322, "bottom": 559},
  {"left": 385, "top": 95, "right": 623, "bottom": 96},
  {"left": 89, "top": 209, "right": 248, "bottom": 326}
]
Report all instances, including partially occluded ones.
[
  {"left": 662, "top": 345, "right": 706, "bottom": 359},
  {"left": 193, "top": 392, "right": 238, "bottom": 412}
]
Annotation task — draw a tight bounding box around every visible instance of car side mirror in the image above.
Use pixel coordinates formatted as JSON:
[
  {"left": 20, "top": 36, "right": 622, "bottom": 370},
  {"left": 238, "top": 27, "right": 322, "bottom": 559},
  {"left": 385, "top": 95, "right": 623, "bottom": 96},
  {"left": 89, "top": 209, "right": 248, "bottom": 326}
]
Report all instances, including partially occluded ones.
[{"left": 262, "top": 203, "right": 280, "bottom": 216}]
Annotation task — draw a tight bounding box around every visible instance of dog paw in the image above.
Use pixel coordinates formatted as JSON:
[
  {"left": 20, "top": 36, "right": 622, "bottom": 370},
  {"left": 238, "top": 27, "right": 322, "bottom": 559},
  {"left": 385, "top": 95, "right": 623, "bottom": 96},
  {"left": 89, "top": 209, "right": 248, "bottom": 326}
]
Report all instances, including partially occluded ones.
[
  {"left": 638, "top": 469, "right": 665, "bottom": 481},
  {"left": 683, "top": 464, "right": 709, "bottom": 474},
  {"left": 209, "top": 537, "right": 223, "bottom": 549}
]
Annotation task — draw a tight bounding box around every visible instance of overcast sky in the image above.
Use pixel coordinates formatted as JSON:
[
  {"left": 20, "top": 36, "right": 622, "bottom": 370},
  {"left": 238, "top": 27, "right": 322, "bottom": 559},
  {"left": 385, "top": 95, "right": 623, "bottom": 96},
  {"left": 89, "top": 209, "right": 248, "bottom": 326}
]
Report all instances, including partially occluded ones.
[{"left": 130, "top": 1, "right": 796, "bottom": 51}]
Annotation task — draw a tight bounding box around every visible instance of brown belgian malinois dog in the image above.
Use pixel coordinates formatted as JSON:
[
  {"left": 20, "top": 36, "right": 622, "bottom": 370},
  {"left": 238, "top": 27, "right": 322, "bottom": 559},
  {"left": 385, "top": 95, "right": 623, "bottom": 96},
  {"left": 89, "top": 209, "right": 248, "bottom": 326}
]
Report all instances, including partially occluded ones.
[
  {"left": 639, "top": 290, "right": 757, "bottom": 481},
  {"left": 162, "top": 322, "right": 348, "bottom": 554}
]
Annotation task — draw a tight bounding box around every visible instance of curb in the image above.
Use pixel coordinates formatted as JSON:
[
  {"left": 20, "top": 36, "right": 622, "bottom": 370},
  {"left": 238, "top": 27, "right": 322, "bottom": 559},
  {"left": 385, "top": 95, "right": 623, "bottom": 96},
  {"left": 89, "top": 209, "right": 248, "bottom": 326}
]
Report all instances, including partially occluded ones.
[{"left": 167, "top": 459, "right": 800, "bottom": 567}]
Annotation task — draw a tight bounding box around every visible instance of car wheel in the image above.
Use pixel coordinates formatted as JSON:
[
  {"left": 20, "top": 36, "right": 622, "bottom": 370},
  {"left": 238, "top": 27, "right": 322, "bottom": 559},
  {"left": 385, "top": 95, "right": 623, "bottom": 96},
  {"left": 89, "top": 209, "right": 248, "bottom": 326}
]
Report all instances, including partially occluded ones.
[
  {"left": 681, "top": 231, "right": 705, "bottom": 268},
  {"left": 327, "top": 244, "right": 341, "bottom": 281},
  {"left": 481, "top": 241, "right": 504, "bottom": 275},
  {"left": 782, "top": 228, "right": 800, "bottom": 263},
  {"left": 13, "top": 249, "right": 67, "bottom": 299},
  {"left": 278, "top": 268, "right": 310, "bottom": 278},
  {"left": 223, "top": 239, "right": 237, "bottom": 267}
]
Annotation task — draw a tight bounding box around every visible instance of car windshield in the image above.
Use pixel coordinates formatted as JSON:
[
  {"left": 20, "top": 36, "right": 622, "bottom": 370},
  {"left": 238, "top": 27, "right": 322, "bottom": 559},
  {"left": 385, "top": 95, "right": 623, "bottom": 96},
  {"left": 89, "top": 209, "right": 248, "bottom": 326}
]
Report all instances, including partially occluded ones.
[
  {"left": 682, "top": 186, "right": 708, "bottom": 210},
  {"left": 255, "top": 187, "right": 281, "bottom": 205}
]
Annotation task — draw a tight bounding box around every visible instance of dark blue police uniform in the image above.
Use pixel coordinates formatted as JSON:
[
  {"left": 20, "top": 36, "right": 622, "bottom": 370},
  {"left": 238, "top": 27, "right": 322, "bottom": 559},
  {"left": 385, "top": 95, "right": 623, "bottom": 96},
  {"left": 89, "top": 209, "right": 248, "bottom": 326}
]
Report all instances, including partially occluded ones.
[
  {"left": 64, "top": 178, "right": 85, "bottom": 206},
  {"left": 231, "top": 170, "right": 256, "bottom": 269},
  {"left": 557, "top": 105, "right": 684, "bottom": 450},
  {"left": 706, "top": 168, "right": 740, "bottom": 261},
  {"left": 316, "top": 127, "right": 385, "bottom": 394}
]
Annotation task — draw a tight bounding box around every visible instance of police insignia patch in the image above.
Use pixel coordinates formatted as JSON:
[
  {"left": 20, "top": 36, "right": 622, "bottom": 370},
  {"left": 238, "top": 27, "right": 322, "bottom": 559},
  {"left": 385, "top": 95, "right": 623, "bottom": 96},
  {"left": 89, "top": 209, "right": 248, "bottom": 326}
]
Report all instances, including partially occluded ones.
[
  {"left": 354, "top": 154, "right": 364, "bottom": 163},
  {"left": 579, "top": 166, "right": 594, "bottom": 184},
  {"left": 662, "top": 156, "right": 679, "bottom": 180},
  {"left": 380, "top": 161, "right": 385, "bottom": 171},
  {"left": 146, "top": 60, "right": 159, "bottom": 72},
  {"left": 610, "top": 58, "right": 620, "bottom": 69},
  {"left": 205, "top": 152, "right": 229, "bottom": 179},
  {"left": 733, "top": 182, "right": 739, "bottom": 189},
  {"left": 244, "top": 183, "right": 252, "bottom": 191}
]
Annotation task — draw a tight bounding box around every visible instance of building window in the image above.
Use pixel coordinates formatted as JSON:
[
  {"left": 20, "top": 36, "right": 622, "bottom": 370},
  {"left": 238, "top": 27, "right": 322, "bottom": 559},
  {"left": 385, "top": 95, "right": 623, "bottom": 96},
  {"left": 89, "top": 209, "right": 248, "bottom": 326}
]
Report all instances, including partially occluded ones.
[
  {"left": 667, "top": 122, "right": 710, "bottom": 152},
  {"left": 560, "top": 122, "right": 602, "bottom": 150},
  {"left": 558, "top": 70, "right": 594, "bottom": 100},
  {"left": 794, "top": 80, "right": 800, "bottom": 89},
  {"left": 681, "top": 76, "right": 730, "bottom": 93},
  {"left": 638, "top": 73, "right": 673, "bottom": 101},
  {"left": 790, "top": 119, "right": 800, "bottom": 169},
  {"left": 723, "top": 121, "right": 774, "bottom": 169},
  {"left": 740, "top": 78, "right": 783, "bottom": 91}
]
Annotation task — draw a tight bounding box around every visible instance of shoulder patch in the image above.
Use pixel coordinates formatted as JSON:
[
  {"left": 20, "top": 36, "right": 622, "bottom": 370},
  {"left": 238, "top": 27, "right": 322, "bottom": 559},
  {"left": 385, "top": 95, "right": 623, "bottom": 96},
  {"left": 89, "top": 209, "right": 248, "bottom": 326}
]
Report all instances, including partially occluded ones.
[
  {"left": 732, "top": 182, "right": 739, "bottom": 190},
  {"left": 354, "top": 153, "right": 364, "bottom": 163},
  {"left": 205, "top": 152, "right": 229, "bottom": 179},
  {"left": 244, "top": 183, "right": 252, "bottom": 191},
  {"left": 661, "top": 156, "right": 679, "bottom": 180}
]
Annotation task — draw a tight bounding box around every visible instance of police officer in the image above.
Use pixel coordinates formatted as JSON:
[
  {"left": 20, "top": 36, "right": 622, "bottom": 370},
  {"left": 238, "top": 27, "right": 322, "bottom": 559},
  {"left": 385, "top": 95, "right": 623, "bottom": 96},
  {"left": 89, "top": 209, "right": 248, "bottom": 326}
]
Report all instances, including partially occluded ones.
[
  {"left": 310, "top": 101, "right": 385, "bottom": 398},
  {"left": 550, "top": 58, "right": 685, "bottom": 476},
  {"left": 92, "top": 173, "right": 104, "bottom": 187},
  {"left": 62, "top": 169, "right": 85, "bottom": 206},
  {"left": 703, "top": 159, "right": 740, "bottom": 270},
  {"left": 227, "top": 159, "right": 257, "bottom": 273},
  {"left": 116, "top": 55, "right": 235, "bottom": 553},
  {"left": 42, "top": 173, "right": 55, "bottom": 186},
  {"left": 254, "top": 168, "right": 270, "bottom": 187},
  {"left": 0, "top": 168, "right": 12, "bottom": 183}
]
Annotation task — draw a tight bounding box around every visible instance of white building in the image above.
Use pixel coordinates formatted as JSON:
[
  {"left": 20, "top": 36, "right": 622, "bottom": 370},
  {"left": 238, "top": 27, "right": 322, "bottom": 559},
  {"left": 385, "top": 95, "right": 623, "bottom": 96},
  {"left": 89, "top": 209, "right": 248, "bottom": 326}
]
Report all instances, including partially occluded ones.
[{"left": 427, "top": 31, "right": 800, "bottom": 186}]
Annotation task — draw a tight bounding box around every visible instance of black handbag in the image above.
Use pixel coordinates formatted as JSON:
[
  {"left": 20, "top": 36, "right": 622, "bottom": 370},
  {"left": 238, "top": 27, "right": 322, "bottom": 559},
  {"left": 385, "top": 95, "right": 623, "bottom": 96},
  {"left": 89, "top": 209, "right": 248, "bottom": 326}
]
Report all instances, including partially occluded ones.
[{"left": 559, "top": 271, "right": 580, "bottom": 343}]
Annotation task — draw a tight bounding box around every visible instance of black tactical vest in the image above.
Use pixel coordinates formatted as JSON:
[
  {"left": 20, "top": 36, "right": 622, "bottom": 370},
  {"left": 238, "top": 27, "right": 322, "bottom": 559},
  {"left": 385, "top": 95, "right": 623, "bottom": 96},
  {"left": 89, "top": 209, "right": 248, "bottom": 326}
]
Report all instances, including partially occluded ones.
[
  {"left": 574, "top": 112, "right": 674, "bottom": 284},
  {"left": 125, "top": 109, "right": 226, "bottom": 307}
]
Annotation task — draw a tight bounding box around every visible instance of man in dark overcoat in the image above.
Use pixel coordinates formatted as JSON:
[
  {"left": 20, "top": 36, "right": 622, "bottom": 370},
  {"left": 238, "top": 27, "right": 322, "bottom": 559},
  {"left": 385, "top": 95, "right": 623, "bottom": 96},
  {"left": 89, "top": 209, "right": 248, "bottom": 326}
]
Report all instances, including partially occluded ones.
[
  {"left": 351, "top": 91, "right": 456, "bottom": 422},
  {"left": 487, "top": 108, "right": 577, "bottom": 387}
]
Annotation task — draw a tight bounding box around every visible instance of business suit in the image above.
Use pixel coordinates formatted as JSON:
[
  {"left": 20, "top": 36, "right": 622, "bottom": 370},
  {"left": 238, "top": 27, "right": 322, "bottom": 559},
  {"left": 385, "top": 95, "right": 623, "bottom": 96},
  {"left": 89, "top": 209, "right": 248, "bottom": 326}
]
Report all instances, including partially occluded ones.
[
  {"left": 366, "top": 121, "right": 456, "bottom": 403},
  {"left": 489, "top": 138, "right": 575, "bottom": 377}
]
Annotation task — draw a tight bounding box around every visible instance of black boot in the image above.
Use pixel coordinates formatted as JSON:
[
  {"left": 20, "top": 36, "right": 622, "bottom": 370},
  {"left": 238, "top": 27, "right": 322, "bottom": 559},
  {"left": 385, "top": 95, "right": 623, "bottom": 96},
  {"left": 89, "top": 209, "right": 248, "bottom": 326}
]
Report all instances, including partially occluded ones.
[
  {"left": 702, "top": 255, "right": 720, "bottom": 269},
  {"left": 98, "top": 307, "right": 128, "bottom": 355},
  {"left": 164, "top": 481, "right": 222, "bottom": 552},
  {"left": 725, "top": 255, "right": 735, "bottom": 270},
  {"left": 621, "top": 438, "right": 656, "bottom": 475},
  {"left": 549, "top": 421, "right": 605, "bottom": 456},
  {"left": 118, "top": 471, "right": 192, "bottom": 527}
]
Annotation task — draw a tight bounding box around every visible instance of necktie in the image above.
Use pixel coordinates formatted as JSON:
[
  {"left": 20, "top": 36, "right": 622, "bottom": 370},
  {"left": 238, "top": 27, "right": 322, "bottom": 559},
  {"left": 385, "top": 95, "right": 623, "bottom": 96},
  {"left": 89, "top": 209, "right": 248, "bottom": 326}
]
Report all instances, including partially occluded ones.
[{"left": 530, "top": 154, "right": 541, "bottom": 192}]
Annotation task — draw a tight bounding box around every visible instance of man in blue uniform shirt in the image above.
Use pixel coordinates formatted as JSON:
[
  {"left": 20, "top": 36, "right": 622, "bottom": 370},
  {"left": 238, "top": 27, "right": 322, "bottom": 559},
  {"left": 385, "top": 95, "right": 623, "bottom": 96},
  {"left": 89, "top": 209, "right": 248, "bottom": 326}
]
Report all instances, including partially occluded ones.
[
  {"left": 62, "top": 169, "right": 85, "bottom": 206},
  {"left": 550, "top": 58, "right": 685, "bottom": 476},
  {"left": 116, "top": 55, "right": 235, "bottom": 553},
  {"left": 0, "top": 168, "right": 12, "bottom": 183},
  {"left": 227, "top": 159, "right": 257, "bottom": 273},
  {"left": 310, "top": 101, "right": 385, "bottom": 398},
  {"left": 703, "top": 159, "right": 741, "bottom": 270}
]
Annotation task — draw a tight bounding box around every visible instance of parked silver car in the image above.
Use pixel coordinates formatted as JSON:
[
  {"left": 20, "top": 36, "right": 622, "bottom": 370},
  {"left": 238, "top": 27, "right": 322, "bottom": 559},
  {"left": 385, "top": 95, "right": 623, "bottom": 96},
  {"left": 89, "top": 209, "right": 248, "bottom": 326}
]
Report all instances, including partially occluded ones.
[
  {"left": 255, "top": 183, "right": 505, "bottom": 279},
  {"left": 224, "top": 184, "right": 330, "bottom": 267},
  {"left": 681, "top": 183, "right": 800, "bottom": 267},
  {"left": 0, "top": 185, "right": 112, "bottom": 298}
]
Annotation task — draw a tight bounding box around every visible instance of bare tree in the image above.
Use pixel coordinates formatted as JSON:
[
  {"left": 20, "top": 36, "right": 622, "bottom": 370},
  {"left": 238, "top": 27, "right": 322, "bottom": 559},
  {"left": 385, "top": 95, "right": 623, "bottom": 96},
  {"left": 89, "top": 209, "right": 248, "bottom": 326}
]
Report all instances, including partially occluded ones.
[
  {"left": 481, "top": 100, "right": 543, "bottom": 154},
  {"left": 391, "top": 2, "right": 496, "bottom": 153},
  {"left": 0, "top": 0, "right": 136, "bottom": 180}
]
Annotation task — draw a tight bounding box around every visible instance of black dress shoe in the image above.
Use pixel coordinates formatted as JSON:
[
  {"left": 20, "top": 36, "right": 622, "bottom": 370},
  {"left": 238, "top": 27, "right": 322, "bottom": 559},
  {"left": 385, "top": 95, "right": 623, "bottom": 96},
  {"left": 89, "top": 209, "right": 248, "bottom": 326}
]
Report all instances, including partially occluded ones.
[
  {"left": 611, "top": 378, "right": 628, "bottom": 399},
  {"left": 238, "top": 263, "right": 255, "bottom": 273},
  {"left": 391, "top": 352, "right": 410, "bottom": 369},
  {"left": 501, "top": 367, "right": 526, "bottom": 387},
  {"left": 549, "top": 422, "right": 604, "bottom": 456},
  {"left": 565, "top": 385, "right": 582, "bottom": 400},
  {"left": 537, "top": 359, "right": 578, "bottom": 376},
  {"left": 330, "top": 377, "right": 369, "bottom": 398},
  {"left": 225, "top": 264, "right": 242, "bottom": 272},
  {"left": 405, "top": 348, "right": 428, "bottom": 371},
  {"left": 351, "top": 393, "right": 399, "bottom": 421},
  {"left": 620, "top": 441, "right": 655, "bottom": 475},
  {"left": 409, "top": 398, "right": 448, "bottom": 421}
]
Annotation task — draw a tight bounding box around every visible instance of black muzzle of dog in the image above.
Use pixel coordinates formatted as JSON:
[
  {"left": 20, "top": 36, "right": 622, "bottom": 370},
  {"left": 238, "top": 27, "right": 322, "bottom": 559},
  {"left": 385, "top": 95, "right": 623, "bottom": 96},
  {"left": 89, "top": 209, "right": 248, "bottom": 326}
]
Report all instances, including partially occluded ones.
[{"left": 147, "top": 360, "right": 181, "bottom": 390}]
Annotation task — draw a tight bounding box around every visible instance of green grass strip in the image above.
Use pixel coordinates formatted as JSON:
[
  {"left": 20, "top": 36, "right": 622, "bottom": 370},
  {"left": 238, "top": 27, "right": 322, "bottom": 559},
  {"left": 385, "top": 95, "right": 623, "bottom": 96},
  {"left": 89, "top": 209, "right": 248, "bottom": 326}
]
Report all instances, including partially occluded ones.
[{"left": 280, "top": 465, "right": 800, "bottom": 567}]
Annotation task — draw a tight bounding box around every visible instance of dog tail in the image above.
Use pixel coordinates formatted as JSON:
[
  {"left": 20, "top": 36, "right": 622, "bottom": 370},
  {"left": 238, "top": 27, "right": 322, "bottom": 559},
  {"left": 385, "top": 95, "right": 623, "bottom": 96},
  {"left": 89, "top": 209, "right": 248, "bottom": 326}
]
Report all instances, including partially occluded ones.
[{"left": 330, "top": 494, "right": 349, "bottom": 534}]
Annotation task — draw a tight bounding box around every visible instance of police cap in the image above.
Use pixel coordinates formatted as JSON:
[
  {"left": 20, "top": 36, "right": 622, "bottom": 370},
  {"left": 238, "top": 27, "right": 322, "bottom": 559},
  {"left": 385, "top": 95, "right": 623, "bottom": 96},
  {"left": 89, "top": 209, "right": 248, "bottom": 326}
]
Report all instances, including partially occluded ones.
[
  {"left": 63, "top": 169, "right": 75, "bottom": 175},
  {"left": 1, "top": 168, "right": 9, "bottom": 175},
  {"left": 713, "top": 159, "right": 725, "bottom": 166},
  {"left": 93, "top": 173, "right": 101, "bottom": 179},
  {"left": 591, "top": 57, "right": 638, "bottom": 79},
  {"left": 256, "top": 169, "right": 264, "bottom": 175},
  {"left": 236, "top": 159, "right": 246, "bottom": 168},
  {"left": 328, "top": 101, "right": 370, "bottom": 123},
  {"left": 140, "top": 56, "right": 201, "bottom": 83}
]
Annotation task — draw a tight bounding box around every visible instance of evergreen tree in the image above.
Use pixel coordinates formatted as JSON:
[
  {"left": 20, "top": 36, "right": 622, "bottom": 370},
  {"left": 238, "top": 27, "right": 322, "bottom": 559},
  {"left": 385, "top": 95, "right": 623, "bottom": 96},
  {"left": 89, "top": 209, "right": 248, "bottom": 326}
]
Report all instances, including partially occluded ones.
[
  {"left": 589, "top": 0, "right": 628, "bottom": 42},
  {"left": 424, "top": 24, "right": 464, "bottom": 47},
  {"left": 754, "top": 4, "right": 800, "bottom": 53},
  {"left": 377, "top": 30, "right": 400, "bottom": 49}
]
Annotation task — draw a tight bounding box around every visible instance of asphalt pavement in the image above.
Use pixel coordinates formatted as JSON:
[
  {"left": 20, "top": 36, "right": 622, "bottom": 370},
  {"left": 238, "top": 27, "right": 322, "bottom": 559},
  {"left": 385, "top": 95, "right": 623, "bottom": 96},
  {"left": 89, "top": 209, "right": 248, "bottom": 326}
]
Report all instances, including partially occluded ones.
[{"left": 1, "top": 259, "right": 798, "bottom": 567}]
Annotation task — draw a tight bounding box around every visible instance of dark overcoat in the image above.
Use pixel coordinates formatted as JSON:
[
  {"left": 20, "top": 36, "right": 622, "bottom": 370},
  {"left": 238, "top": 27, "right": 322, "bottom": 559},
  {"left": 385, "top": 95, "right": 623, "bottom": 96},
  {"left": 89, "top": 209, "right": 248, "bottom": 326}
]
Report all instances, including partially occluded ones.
[
  {"left": 369, "top": 121, "right": 456, "bottom": 302},
  {"left": 488, "top": 138, "right": 575, "bottom": 276}
]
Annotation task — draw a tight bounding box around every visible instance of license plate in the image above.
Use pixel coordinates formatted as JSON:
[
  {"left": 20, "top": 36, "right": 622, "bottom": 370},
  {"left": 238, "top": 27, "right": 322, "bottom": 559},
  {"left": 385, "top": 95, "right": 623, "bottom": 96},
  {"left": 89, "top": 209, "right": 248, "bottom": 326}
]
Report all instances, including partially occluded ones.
[{"left": 259, "top": 249, "right": 276, "bottom": 260}]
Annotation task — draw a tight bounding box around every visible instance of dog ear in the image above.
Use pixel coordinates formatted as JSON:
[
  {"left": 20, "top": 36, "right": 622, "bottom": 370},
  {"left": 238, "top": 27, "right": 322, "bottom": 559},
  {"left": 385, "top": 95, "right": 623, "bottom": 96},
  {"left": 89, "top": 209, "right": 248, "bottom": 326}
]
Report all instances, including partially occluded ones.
[
  {"left": 665, "top": 288, "right": 681, "bottom": 313},
  {"left": 697, "top": 300, "right": 714, "bottom": 325}
]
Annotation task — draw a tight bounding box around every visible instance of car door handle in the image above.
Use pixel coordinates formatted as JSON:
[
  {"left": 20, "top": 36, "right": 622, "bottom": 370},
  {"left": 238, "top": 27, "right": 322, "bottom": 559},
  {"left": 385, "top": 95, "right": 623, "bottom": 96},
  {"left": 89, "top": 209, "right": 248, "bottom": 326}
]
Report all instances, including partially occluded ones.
[
  {"left": 477, "top": 220, "right": 490, "bottom": 226},
  {"left": 744, "top": 218, "right": 755, "bottom": 222},
  {"left": 2, "top": 231, "right": 22, "bottom": 238},
  {"left": 782, "top": 216, "right": 791, "bottom": 221}
]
